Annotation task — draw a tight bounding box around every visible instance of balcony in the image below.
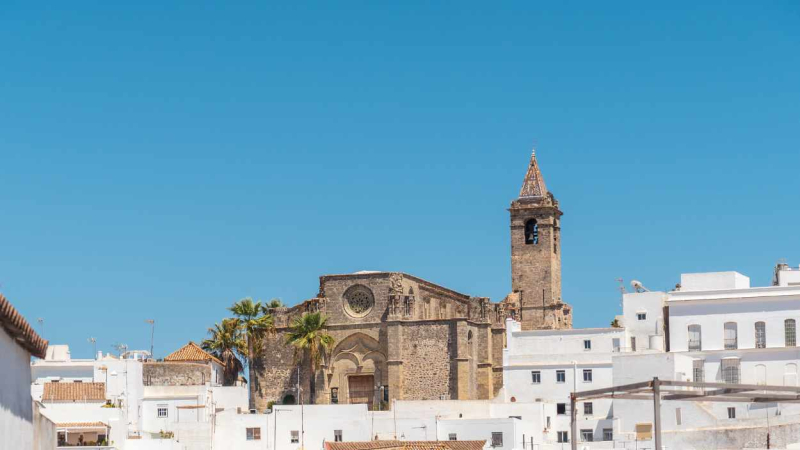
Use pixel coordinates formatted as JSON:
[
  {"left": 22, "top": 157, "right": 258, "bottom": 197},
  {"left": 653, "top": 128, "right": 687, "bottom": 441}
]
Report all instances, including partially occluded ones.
[
  {"left": 724, "top": 338, "right": 738, "bottom": 350},
  {"left": 688, "top": 340, "right": 702, "bottom": 351}
]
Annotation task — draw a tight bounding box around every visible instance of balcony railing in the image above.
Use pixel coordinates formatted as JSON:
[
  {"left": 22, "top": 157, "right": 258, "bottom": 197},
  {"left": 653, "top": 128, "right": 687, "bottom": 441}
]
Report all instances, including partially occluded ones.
[
  {"left": 688, "top": 340, "right": 702, "bottom": 351},
  {"left": 724, "top": 338, "right": 738, "bottom": 350}
]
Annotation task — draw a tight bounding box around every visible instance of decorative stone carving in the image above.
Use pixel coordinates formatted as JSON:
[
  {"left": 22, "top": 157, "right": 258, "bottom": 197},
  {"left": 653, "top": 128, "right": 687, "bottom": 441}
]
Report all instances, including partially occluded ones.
[{"left": 343, "top": 285, "right": 375, "bottom": 318}]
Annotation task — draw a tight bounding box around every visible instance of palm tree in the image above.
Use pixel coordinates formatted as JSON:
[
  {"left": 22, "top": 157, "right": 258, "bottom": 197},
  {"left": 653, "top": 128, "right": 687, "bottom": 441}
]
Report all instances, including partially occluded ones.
[
  {"left": 229, "top": 298, "right": 276, "bottom": 408},
  {"left": 201, "top": 318, "right": 246, "bottom": 386},
  {"left": 285, "top": 312, "right": 335, "bottom": 403},
  {"left": 265, "top": 298, "right": 284, "bottom": 309}
]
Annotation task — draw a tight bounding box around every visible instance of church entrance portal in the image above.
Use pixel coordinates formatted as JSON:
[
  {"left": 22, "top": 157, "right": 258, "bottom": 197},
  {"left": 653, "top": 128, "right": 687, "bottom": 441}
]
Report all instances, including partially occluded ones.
[{"left": 348, "top": 375, "right": 374, "bottom": 408}]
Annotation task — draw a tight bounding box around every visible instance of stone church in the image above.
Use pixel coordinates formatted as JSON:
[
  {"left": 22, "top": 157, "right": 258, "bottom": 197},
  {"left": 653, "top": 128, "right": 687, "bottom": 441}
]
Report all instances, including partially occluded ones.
[{"left": 253, "top": 150, "right": 572, "bottom": 411}]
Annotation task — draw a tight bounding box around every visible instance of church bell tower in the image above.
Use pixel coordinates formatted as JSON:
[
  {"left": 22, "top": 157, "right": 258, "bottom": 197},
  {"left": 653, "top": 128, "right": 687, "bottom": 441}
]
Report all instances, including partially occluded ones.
[{"left": 508, "top": 150, "right": 572, "bottom": 330}]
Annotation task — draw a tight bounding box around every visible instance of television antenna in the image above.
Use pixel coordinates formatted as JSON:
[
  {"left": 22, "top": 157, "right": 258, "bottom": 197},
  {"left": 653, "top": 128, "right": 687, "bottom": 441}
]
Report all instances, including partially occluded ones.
[{"left": 88, "top": 337, "right": 97, "bottom": 356}]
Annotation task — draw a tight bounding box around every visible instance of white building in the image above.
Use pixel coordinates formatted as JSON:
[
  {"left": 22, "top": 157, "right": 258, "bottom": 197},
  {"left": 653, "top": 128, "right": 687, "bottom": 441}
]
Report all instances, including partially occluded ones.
[{"left": 1, "top": 293, "right": 54, "bottom": 450}]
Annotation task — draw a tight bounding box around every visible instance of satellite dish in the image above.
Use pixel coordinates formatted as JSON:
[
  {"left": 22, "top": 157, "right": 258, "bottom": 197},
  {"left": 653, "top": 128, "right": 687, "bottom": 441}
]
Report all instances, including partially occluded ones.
[{"left": 631, "top": 280, "right": 650, "bottom": 293}]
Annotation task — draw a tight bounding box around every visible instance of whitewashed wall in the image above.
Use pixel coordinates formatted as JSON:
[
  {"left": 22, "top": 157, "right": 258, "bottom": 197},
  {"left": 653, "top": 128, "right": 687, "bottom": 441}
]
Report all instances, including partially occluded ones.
[{"left": 1, "top": 328, "right": 35, "bottom": 450}]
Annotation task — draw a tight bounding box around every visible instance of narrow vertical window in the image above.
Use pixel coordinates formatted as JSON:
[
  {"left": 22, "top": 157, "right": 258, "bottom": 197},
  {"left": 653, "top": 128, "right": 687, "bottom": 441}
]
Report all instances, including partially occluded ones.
[
  {"left": 692, "top": 359, "right": 705, "bottom": 383},
  {"left": 755, "top": 322, "right": 766, "bottom": 349},
  {"left": 331, "top": 388, "right": 339, "bottom": 404},
  {"left": 786, "top": 319, "right": 796, "bottom": 347},
  {"left": 727, "top": 407, "right": 736, "bottom": 419},
  {"left": 524, "top": 219, "right": 539, "bottom": 245},
  {"left": 631, "top": 337, "right": 637, "bottom": 352},
  {"left": 688, "top": 325, "right": 702, "bottom": 351},
  {"left": 724, "top": 322, "right": 738, "bottom": 350}
]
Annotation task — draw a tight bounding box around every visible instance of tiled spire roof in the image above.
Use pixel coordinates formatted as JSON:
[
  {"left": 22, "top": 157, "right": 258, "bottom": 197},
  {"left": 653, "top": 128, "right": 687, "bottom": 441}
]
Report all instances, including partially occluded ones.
[
  {"left": 518, "top": 149, "right": 548, "bottom": 199},
  {"left": 0, "top": 293, "right": 48, "bottom": 358}
]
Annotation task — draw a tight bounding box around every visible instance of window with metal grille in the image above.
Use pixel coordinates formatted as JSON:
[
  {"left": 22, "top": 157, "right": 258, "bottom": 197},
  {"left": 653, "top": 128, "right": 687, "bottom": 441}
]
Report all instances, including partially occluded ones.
[
  {"left": 724, "top": 322, "right": 738, "bottom": 349},
  {"left": 581, "top": 429, "right": 594, "bottom": 442},
  {"left": 727, "top": 407, "right": 736, "bottom": 419},
  {"left": 722, "top": 359, "right": 740, "bottom": 384},
  {"left": 786, "top": 319, "right": 796, "bottom": 347},
  {"left": 631, "top": 337, "right": 636, "bottom": 352},
  {"left": 603, "top": 428, "right": 613, "bottom": 441},
  {"left": 755, "top": 322, "right": 767, "bottom": 349},
  {"left": 157, "top": 405, "right": 168, "bottom": 418},
  {"left": 556, "top": 370, "right": 566, "bottom": 383},
  {"left": 688, "top": 324, "right": 702, "bottom": 351},
  {"left": 583, "top": 402, "right": 593, "bottom": 415},
  {"left": 583, "top": 369, "right": 593, "bottom": 383},
  {"left": 692, "top": 359, "right": 705, "bottom": 383},
  {"left": 246, "top": 428, "right": 261, "bottom": 440},
  {"left": 291, "top": 431, "right": 299, "bottom": 443},
  {"left": 334, "top": 430, "right": 342, "bottom": 442},
  {"left": 449, "top": 434, "right": 457, "bottom": 441},
  {"left": 583, "top": 340, "right": 592, "bottom": 350},
  {"left": 531, "top": 371, "right": 541, "bottom": 384},
  {"left": 491, "top": 432, "right": 503, "bottom": 447},
  {"left": 557, "top": 431, "right": 569, "bottom": 443},
  {"left": 331, "top": 388, "right": 339, "bottom": 404}
]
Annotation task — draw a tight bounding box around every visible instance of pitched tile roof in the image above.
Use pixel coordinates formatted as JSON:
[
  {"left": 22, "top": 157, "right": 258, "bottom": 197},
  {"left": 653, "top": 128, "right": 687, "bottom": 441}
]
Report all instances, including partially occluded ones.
[
  {"left": 325, "top": 441, "right": 486, "bottom": 450},
  {"left": 56, "top": 422, "right": 108, "bottom": 428},
  {"left": 164, "top": 341, "right": 223, "bottom": 365},
  {"left": 0, "top": 293, "right": 48, "bottom": 358},
  {"left": 42, "top": 382, "right": 106, "bottom": 402}
]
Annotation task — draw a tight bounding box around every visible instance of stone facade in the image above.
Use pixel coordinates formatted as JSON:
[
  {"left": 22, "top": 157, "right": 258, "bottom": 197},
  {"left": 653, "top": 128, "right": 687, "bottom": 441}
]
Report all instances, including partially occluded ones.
[
  {"left": 143, "top": 362, "right": 212, "bottom": 386},
  {"left": 254, "top": 149, "right": 571, "bottom": 410}
]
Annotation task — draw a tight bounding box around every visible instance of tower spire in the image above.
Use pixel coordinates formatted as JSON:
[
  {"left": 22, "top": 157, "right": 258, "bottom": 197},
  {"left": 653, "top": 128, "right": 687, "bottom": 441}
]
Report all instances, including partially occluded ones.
[{"left": 518, "top": 148, "right": 548, "bottom": 199}]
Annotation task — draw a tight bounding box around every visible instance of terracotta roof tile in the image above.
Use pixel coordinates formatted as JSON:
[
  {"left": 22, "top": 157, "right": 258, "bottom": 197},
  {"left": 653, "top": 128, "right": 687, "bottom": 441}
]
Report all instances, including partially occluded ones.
[
  {"left": 56, "top": 422, "right": 108, "bottom": 428},
  {"left": 43, "top": 382, "right": 106, "bottom": 402},
  {"left": 325, "top": 441, "right": 486, "bottom": 450},
  {"left": 164, "top": 341, "right": 223, "bottom": 365},
  {"left": 0, "top": 293, "right": 48, "bottom": 358}
]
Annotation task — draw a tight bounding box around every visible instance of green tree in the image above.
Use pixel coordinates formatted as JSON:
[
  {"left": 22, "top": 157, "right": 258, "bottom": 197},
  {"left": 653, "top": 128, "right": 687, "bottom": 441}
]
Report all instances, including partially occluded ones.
[
  {"left": 265, "top": 298, "right": 284, "bottom": 309},
  {"left": 285, "top": 312, "right": 335, "bottom": 403},
  {"left": 201, "top": 318, "right": 246, "bottom": 386},
  {"left": 229, "top": 298, "right": 276, "bottom": 408}
]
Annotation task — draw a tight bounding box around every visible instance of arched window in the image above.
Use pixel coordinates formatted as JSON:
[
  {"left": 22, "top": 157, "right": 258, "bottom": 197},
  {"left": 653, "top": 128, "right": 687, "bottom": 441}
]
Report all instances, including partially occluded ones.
[
  {"left": 524, "top": 219, "right": 539, "bottom": 245},
  {"left": 688, "top": 325, "right": 702, "bottom": 351},
  {"left": 724, "top": 322, "right": 738, "bottom": 350},
  {"left": 282, "top": 394, "right": 296, "bottom": 405},
  {"left": 755, "top": 322, "right": 767, "bottom": 349},
  {"left": 786, "top": 319, "right": 796, "bottom": 347}
]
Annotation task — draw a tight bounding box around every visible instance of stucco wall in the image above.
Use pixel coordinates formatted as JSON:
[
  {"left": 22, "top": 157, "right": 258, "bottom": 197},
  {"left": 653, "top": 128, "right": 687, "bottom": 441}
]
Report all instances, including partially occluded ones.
[
  {"left": 0, "top": 327, "right": 35, "bottom": 450},
  {"left": 144, "top": 362, "right": 212, "bottom": 386}
]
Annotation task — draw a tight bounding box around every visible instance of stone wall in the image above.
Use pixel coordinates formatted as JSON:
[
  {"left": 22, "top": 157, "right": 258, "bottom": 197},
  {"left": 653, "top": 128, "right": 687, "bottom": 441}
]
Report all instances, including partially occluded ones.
[
  {"left": 400, "top": 321, "right": 452, "bottom": 400},
  {"left": 143, "top": 362, "right": 211, "bottom": 386}
]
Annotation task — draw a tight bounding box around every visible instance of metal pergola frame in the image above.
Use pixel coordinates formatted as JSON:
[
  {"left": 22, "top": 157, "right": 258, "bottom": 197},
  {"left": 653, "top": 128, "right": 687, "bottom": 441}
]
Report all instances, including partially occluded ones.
[{"left": 569, "top": 377, "right": 800, "bottom": 450}]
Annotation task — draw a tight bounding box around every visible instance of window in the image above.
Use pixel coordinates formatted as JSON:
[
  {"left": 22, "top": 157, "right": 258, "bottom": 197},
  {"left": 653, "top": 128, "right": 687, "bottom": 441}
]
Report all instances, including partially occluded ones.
[
  {"left": 631, "top": 337, "right": 636, "bottom": 352},
  {"left": 331, "top": 388, "right": 339, "bottom": 404},
  {"left": 583, "top": 402, "right": 593, "bottom": 415},
  {"left": 531, "top": 371, "right": 541, "bottom": 384},
  {"left": 637, "top": 312, "right": 647, "bottom": 321},
  {"left": 583, "top": 369, "right": 593, "bottom": 383},
  {"left": 692, "top": 359, "right": 705, "bottom": 383},
  {"left": 724, "top": 322, "right": 738, "bottom": 349},
  {"left": 291, "top": 431, "right": 299, "bottom": 443},
  {"left": 546, "top": 416, "right": 551, "bottom": 429},
  {"left": 556, "top": 370, "right": 566, "bottom": 383},
  {"left": 755, "top": 322, "right": 767, "bottom": 349},
  {"left": 727, "top": 407, "right": 736, "bottom": 419},
  {"left": 786, "top": 319, "right": 796, "bottom": 347},
  {"left": 334, "top": 430, "right": 342, "bottom": 442},
  {"left": 383, "top": 386, "right": 390, "bottom": 402},
  {"left": 612, "top": 338, "right": 621, "bottom": 352},
  {"left": 602, "top": 428, "right": 613, "bottom": 441},
  {"left": 583, "top": 340, "right": 592, "bottom": 350},
  {"left": 557, "top": 403, "right": 566, "bottom": 415},
  {"left": 581, "top": 429, "right": 594, "bottom": 442},
  {"left": 524, "top": 219, "right": 538, "bottom": 245},
  {"left": 246, "top": 428, "right": 262, "bottom": 441},
  {"left": 491, "top": 432, "right": 503, "bottom": 447},
  {"left": 688, "top": 325, "right": 702, "bottom": 351},
  {"left": 722, "top": 358, "right": 741, "bottom": 384},
  {"left": 676, "top": 408, "right": 682, "bottom": 425},
  {"left": 449, "top": 434, "right": 457, "bottom": 441},
  {"left": 557, "top": 431, "right": 569, "bottom": 443},
  {"left": 157, "top": 405, "right": 168, "bottom": 418}
]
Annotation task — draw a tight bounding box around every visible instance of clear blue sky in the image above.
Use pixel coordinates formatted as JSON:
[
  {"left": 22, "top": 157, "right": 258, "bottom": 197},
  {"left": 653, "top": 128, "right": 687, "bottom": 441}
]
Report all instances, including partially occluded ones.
[{"left": 1, "top": 2, "right": 798, "bottom": 359}]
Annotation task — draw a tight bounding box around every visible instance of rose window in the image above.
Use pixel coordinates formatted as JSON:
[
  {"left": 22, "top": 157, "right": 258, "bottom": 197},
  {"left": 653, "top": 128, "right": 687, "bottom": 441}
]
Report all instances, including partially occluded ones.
[{"left": 343, "top": 285, "right": 375, "bottom": 318}]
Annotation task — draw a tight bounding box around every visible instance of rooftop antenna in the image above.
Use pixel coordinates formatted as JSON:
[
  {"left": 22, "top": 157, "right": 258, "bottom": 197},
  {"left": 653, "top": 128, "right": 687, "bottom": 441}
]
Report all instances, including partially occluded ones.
[
  {"left": 111, "top": 343, "right": 128, "bottom": 358},
  {"left": 145, "top": 319, "right": 155, "bottom": 360},
  {"left": 616, "top": 278, "right": 627, "bottom": 294},
  {"left": 88, "top": 337, "right": 97, "bottom": 357},
  {"left": 37, "top": 318, "right": 44, "bottom": 339}
]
